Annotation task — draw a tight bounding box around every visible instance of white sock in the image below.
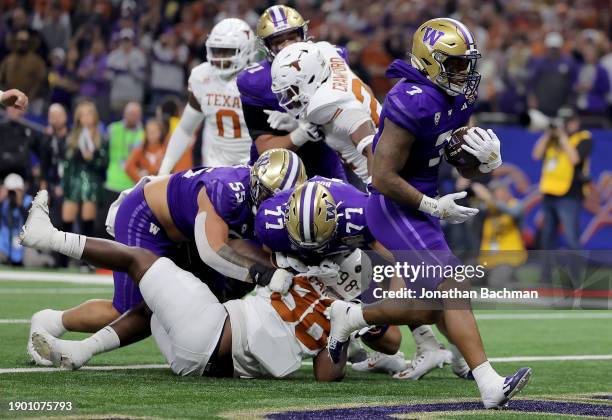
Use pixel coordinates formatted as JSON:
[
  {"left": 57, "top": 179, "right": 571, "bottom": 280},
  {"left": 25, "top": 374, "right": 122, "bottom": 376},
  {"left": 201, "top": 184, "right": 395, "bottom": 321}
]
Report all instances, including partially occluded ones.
[
  {"left": 51, "top": 230, "right": 86, "bottom": 259},
  {"left": 80, "top": 326, "right": 120, "bottom": 356},
  {"left": 472, "top": 360, "right": 504, "bottom": 391},
  {"left": 411, "top": 325, "right": 441, "bottom": 351},
  {"left": 45, "top": 310, "right": 67, "bottom": 337}
]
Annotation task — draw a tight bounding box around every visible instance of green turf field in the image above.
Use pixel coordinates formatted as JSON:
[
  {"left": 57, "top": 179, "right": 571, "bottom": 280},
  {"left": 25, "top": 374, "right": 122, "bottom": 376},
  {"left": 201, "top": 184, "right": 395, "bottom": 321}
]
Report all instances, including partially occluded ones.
[{"left": 0, "top": 275, "right": 611, "bottom": 419}]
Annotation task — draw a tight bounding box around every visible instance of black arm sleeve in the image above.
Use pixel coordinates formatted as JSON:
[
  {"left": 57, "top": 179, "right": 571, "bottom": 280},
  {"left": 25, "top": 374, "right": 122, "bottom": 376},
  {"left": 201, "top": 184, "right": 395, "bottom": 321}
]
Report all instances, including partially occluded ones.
[
  {"left": 576, "top": 138, "right": 592, "bottom": 162},
  {"left": 242, "top": 103, "right": 288, "bottom": 141}
]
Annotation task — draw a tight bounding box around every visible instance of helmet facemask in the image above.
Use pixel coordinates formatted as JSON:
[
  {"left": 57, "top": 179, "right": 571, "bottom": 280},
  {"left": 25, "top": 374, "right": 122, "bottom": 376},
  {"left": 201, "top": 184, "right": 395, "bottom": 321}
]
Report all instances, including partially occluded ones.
[
  {"left": 432, "top": 49, "right": 481, "bottom": 100},
  {"left": 264, "top": 27, "right": 307, "bottom": 58}
]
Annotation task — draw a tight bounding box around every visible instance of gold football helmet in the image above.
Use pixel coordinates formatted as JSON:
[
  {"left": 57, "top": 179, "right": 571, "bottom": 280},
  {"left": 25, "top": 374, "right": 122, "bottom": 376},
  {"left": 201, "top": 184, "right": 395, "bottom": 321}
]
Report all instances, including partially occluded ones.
[
  {"left": 410, "top": 18, "right": 481, "bottom": 100},
  {"left": 285, "top": 181, "right": 338, "bottom": 251},
  {"left": 250, "top": 148, "right": 307, "bottom": 208},
  {"left": 256, "top": 5, "right": 308, "bottom": 57}
]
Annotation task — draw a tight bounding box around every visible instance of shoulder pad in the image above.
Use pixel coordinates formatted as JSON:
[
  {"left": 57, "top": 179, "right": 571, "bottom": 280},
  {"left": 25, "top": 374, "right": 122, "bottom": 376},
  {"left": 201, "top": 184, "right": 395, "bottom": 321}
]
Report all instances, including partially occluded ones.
[{"left": 188, "top": 62, "right": 213, "bottom": 91}]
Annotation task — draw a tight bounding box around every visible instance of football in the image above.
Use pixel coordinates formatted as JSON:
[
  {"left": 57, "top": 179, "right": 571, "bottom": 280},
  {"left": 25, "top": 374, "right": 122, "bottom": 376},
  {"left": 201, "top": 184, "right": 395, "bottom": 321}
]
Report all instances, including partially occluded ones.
[{"left": 444, "top": 126, "right": 481, "bottom": 169}]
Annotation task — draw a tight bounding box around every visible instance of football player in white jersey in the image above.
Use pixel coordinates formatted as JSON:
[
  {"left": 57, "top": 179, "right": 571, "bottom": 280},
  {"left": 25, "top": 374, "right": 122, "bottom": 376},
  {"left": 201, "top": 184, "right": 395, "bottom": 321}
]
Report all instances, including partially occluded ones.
[
  {"left": 20, "top": 192, "right": 401, "bottom": 380},
  {"left": 270, "top": 41, "right": 380, "bottom": 184},
  {"left": 158, "top": 18, "right": 256, "bottom": 174}
]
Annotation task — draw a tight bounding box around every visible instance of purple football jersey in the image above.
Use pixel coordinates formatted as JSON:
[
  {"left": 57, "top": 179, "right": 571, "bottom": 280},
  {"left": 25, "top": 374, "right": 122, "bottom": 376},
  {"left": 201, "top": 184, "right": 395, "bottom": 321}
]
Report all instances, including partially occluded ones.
[
  {"left": 255, "top": 176, "right": 373, "bottom": 262},
  {"left": 166, "top": 166, "right": 252, "bottom": 241},
  {"left": 372, "top": 59, "right": 475, "bottom": 197}
]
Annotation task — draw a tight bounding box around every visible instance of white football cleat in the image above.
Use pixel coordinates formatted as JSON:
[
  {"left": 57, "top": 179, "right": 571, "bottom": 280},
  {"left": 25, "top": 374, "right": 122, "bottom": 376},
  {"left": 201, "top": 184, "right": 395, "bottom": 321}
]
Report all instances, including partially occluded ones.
[
  {"left": 392, "top": 347, "right": 451, "bottom": 380},
  {"left": 31, "top": 332, "right": 91, "bottom": 370},
  {"left": 19, "top": 190, "right": 57, "bottom": 252},
  {"left": 480, "top": 367, "right": 532, "bottom": 408},
  {"left": 451, "top": 352, "right": 473, "bottom": 379},
  {"left": 27, "top": 310, "right": 65, "bottom": 366},
  {"left": 347, "top": 335, "right": 369, "bottom": 364},
  {"left": 352, "top": 351, "right": 408, "bottom": 374}
]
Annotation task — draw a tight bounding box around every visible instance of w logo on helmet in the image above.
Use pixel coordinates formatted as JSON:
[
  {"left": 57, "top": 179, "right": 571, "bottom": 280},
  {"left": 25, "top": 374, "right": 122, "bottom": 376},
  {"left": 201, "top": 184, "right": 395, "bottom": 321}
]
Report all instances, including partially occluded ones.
[
  {"left": 423, "top": 27, "right": 445, "bottom": 47},
  {"left": 324, "top": 198, "right": 336, "bottom": 222}
]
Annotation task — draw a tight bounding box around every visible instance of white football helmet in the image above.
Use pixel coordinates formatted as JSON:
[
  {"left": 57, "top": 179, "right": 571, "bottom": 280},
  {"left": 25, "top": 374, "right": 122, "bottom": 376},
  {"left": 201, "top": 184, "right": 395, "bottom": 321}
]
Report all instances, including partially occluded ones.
[
  {"left": 271, "top": 42, "right": 330, "bottom": 117},
  {"left": 206, "top": 18, "right": 256, "bottom": 77}
]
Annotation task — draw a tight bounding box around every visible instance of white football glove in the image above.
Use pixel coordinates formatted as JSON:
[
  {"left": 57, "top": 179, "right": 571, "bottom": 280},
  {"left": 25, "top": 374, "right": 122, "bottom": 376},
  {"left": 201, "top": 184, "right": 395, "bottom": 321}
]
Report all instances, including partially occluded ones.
[
  {"left": 289, "top": 121, "right": 325, "bottom": 146},
  {"left": 461, "top": 127, "right": 502, "bottom": 173},
  {"left": 272, "top": 252, "right": 308, "bottom": 273},
  {"left": 306, "top": 260, "right": 340, "bottom": 284},
  {"left": 419, "top": 191, "right": 479, "bottom": 224},
  {"left": 268, "top": 268, "right": 294, "bottom": 295},
  {"left": 263, "top": 109, "right": 299, "bottom": 132}
]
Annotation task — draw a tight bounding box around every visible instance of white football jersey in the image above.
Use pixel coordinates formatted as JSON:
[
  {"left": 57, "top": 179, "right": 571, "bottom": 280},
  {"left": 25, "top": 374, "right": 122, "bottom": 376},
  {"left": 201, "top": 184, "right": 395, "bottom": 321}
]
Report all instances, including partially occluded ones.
[
  {"left": 188, "top": 63, "right": 252, "bottom": 167},
  {"left": 305, "top": 42, "right": 382, "bottom": 183},
  {"left": 223, "top": 276, "right": 333, "bottom": 378}
]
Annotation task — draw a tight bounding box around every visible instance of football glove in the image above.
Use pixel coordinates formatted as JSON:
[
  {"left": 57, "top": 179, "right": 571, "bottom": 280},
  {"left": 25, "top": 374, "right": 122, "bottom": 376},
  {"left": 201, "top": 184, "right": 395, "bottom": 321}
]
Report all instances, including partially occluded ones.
[
  {"left": 289, "top": 121, "right": 325, "bottom": 146},
  {"left": 461, "top": 127, "right": 502, "bottom": 173},
  {"left": 419, "top": 191, "right": 479, "bottom": 224},
  {"left": 263, "top": 110, "right": 299, "bottom": 132}
]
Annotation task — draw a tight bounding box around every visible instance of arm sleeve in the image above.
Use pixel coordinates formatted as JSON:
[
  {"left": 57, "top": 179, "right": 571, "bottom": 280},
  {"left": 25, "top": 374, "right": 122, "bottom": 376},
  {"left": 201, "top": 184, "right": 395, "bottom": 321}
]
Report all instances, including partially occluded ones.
[
  {"left": 158, "top": 104, "right": 204, "bottom": 175},
  {"left": 242, "top": 103, "right": 287, "bottom": 140},
  {"left": 577, "top": 138, "right": 592, "bottom": 162}
]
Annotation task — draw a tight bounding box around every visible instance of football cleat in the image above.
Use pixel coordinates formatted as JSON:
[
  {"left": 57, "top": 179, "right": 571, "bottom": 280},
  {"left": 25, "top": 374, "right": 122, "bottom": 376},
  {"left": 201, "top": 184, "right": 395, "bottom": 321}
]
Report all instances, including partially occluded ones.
[
  {"left": 451, "top": 352, "right": 474, "bottom": 380},
  {"left": 481, "top": 367, "right": 532, "bottom": 409},
  {"left": 19, "top": 190, "right": 57, "bottom": 252},
  {"left": 27, "top": 310, "right": 60, "bottom": 366},
  {"left": 352, "top": 351, "right": 408, "bottom": 374},
  {"left": 392, "top": 347, "right": 451, "bottom": 380},
  {"left": 31, "top": 332, "right": 91, "bottom": 370},
  {"left": 347, "top": 335, "right": 369, "bottom": 364},
  {"left": 327, "top": 300, "right": 361, "bottom": 364}
]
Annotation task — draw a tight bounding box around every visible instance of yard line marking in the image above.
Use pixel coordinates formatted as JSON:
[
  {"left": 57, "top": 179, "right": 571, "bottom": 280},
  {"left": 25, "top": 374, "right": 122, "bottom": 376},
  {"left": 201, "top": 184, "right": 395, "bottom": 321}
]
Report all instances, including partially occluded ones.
[
  {"left": 1, "top": 355, "right": 611, "bottom": 374},
  {"left": 0, "top": 271, "right": 112, "bottom": 285},
  {"left": 0, "top": 364, "right": 168, "bottom": 374},
  {"left": 476, "top": 313, "right": 612, "bottom": 320},
  {"left": 0, "top": 319, "right": 29, "bottom": 324},
  {"left": 0, "top": 288, "right": 113, "bottom": 294}
]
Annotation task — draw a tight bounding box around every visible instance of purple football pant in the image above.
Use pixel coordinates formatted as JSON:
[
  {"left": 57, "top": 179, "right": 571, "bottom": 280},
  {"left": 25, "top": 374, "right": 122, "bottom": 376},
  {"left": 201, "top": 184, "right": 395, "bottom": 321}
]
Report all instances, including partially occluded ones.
[
  {"left": 112, "top": 186, "right": 175, "bottom": 313},
  {"left": 366, "top": 192, "right": 459, "bottom": 291}
]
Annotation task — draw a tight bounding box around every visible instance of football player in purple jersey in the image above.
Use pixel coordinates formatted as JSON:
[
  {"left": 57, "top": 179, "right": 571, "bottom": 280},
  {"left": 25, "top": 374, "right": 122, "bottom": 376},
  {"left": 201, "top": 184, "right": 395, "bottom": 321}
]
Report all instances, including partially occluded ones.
[
  {"left": 256, "top": 178, "right": 454, "bottom": 377},
  {"left": 26, "top": 149, "right": 306, "bottom": 366},
  {"left": 327, "top": 18, "right": 531, "bottom": 408},
  {"left": 236, "top": 5, "right": 347, "bottom": 181}
]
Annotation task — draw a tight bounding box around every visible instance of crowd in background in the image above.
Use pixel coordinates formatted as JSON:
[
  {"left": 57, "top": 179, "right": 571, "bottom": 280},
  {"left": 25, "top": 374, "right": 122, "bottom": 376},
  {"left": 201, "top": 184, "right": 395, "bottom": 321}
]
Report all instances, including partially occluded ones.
[{"left": 0, "top": 0, "right": 605, "bottom": 274}]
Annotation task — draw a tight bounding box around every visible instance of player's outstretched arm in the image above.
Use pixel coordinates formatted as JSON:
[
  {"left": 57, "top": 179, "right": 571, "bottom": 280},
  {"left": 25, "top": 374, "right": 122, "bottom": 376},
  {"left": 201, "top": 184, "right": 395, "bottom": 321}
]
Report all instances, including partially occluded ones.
[
  {"left": 0, "top": 88, "right": 28, "bottom": 110},
  {"left": 194, "top": 188, "right": 294, "bottom": 294},
  {"left": 158, "top": 92, "right": 204, "bottom": 175}
]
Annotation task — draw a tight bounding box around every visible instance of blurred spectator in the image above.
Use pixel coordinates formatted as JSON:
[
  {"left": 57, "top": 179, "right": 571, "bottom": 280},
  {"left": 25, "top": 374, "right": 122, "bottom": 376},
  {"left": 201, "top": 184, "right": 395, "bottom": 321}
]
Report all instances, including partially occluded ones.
[
  {"left": 527, "top": 32, "right": 576, "bottom": 117},
  {"left": 61, "top": 101, "right": 107, "bottom": 261},
  {"left": 125, "top": 118, "right": 165, "bottom": 182},
  {"left": 48, "top": 46, "right": 79, "bottom": 112},
  {"left": 104, "top": 101, "right": 143, "bottom": 208},
  {"left": 574, "top": 42, "right": 610, "bottom": 116},
  {"left": 38, "top": 1, "right": 71, "bottom": 52},
  {"left": 0, "top": 173, "right": 30, "bottom": 265},
  {"left": 473, "top": 181, "right": 527, "bottom": 288},
  {"left": 156, "top": 97, "right": 192, "bottom": 173},
  {"left": 0, "top": 30, "right": 47, "bottom": 113},
  {"left": 40, "top": 103, "right": 69, "bottom": 226},
  {"left": 106, "top": 28, "right": 146, "bottom": 117},
  {"left": 532, "top": 113, "right": 592, "bottom": 251},
  {"left": 0, "top": 106, "right": 42, "bottom": 180},
  {"left": 150, "top": 29, "right": 189, "bottom": 110},
  {"left": 77, "top": 38, "right": 110, "bottom": 120}
]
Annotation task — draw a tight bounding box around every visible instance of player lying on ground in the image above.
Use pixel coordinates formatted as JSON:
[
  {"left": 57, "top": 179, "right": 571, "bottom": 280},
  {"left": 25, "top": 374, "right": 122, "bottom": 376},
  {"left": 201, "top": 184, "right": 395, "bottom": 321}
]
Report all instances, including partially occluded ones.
[
  {"left": 27, "top": 149, "right": 306, "bottom": 366},
  {"left": 19, "top": 190, "right": 379, "bottom": 380},
  {"left": 237, "top": 5, "right": 347, "bottom": 181},
  {"left": 259, "top": 178, "right": 469, "bottom": 379},
  {"left": 158, "top": 18, "right": 257, "bottom": 173},
  {"left": 270, "top": 41, "right": 379, "bottom": 184},
  {"left": 326, "top": 18, "right": 530, "bottom": 408}
]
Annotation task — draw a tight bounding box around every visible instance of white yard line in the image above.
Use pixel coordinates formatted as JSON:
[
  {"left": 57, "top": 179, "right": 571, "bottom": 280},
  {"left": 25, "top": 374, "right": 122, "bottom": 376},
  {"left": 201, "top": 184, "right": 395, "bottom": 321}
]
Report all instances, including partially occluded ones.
[
  {"left": 476, "top": 312, "right": 612, "bottom": 320},
  {"left": 0, "top": 319, "right": 29, "bottom": 324},
  {"left": 1, "top": 355, "right": 611, "bottom": 374},
  {"left": 0, "top": 288, "right": 113, "bottom": 294},
  {"left": 0, "top": 271, "right": 112, "bottom": 284}
]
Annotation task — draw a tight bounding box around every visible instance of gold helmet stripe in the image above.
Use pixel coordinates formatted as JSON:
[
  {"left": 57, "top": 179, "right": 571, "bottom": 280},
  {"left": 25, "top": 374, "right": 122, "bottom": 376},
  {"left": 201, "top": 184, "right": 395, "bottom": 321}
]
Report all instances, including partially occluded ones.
[{"left": 301, "top": 181, "right": 316, "bottom": 243}]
